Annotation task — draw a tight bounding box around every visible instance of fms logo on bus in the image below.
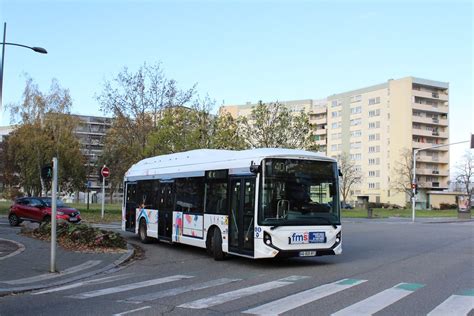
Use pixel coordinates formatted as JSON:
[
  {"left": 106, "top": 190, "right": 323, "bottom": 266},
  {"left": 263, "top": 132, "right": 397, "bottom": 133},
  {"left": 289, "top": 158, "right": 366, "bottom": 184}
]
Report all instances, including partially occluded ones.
[
  {"left": 289, "top": 232, "right": 326, "bottom": 244},
  {"left": 289, "top": 232, "right": 308, "bottom": 244}
]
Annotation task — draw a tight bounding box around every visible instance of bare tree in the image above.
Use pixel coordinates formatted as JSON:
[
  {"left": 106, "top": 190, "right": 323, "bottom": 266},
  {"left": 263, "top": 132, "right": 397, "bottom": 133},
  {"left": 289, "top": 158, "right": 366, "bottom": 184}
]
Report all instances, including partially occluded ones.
[
  {"left": 454, "top": 150, "right": 473, "bottom": 211},
  {"left": 392, "top": 148, "right": 420, "bottom": 199},
  {"left": 338, "top": 152, "right": 362, "bottom": 204}
]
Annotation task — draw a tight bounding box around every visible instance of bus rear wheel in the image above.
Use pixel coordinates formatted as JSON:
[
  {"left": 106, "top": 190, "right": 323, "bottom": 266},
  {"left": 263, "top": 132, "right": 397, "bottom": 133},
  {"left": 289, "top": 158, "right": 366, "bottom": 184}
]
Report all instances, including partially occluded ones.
[
  {"left": 212, "top": 228, "right": 225, "bottom": 261},
  {"left": 139, "top": 219, "right": 152, "bottom": 244}
]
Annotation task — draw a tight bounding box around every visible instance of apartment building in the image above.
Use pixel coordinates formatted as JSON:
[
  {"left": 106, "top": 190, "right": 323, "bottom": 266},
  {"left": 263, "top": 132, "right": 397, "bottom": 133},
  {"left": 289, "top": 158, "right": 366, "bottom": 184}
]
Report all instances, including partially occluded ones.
[
  {"left": 220, "top": 77, "right": 450, "bottom": 207},
  {"left": 72, "top": 114, "right": 112, "bottom": 194}
]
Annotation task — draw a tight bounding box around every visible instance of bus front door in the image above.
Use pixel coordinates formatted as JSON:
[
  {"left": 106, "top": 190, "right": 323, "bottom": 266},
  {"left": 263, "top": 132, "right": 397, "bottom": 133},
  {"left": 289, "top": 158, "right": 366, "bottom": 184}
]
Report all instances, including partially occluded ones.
[{"left": 229, "top": 177, "right": 255, "bottom": 256}]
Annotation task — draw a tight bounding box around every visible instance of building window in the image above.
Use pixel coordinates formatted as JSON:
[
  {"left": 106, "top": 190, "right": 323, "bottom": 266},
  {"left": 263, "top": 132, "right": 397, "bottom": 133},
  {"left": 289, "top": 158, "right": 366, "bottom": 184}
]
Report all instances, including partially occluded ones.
[
  {"left": 368, "top": 146, "right": 380, "bottom": 153},
  {"left": 350, "top": 95, "right": 362, "bottom": 103},
  {"left": 350, "top": 118, "right": 362, "bottom": 126},
  {"left": 369, "top": 133, "right": 380, "bottom": 141},
  {"left": 368, "top": 121, "right": 380, "bottom": 129},
  {"left": 351, "top": 130, "right": 362, "bottom": 137},
  {"left": 350, "top": 106, "right": 362, "bottom": 114},
  {"left": 331, "top": 122, "right": 342, "bottom": 129},
  {"left": 331, "top": 100, "right": 339, "bottom": 107},
  {"left": 350, "top": 153, "right": 362, "bottom": 161},
  {"left": 369, "top": 109, "right": 380, "bottom": 117},
  {"left": 368, "top": 97, "right": 381, "bottom": 105},
  {"left": 350, "top": 142, "right": 362, "bottom": 149},
  {"left": 368, "top": 158, "right": 380, "bottom": 165}
]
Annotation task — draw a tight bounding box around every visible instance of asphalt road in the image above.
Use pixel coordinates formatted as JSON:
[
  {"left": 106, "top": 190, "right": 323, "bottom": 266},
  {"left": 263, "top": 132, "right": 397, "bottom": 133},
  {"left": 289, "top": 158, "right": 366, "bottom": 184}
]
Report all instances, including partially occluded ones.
[{"left": 0, "top": 218, "right": 473, "bottom": 316}]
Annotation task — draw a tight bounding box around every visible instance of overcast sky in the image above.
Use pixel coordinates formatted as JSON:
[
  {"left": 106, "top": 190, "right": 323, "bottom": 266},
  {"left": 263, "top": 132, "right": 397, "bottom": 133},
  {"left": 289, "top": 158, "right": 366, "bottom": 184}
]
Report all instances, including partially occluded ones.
[{"left": 1, "top": 0, "right": 472, "bottom": 166}]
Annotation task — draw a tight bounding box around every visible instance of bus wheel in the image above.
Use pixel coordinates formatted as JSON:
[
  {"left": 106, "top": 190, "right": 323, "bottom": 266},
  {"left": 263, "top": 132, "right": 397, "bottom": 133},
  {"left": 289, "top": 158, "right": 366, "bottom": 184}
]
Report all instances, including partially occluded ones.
[
  {"left": 139, "top": 219, "right": 152, "bottom": 244},
  {"left": 212, "top": 229, "right": 225, "bottom": 261},
  {"left": 206, "top": 228, "right": 214, "bottom": 256}
]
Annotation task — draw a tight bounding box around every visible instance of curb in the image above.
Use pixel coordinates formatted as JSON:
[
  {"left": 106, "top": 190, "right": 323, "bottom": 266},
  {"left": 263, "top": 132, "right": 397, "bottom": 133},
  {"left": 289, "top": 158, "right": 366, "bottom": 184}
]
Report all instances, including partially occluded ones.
[{"left": 0, "top": 242, "right": 135, "bottom": 297}]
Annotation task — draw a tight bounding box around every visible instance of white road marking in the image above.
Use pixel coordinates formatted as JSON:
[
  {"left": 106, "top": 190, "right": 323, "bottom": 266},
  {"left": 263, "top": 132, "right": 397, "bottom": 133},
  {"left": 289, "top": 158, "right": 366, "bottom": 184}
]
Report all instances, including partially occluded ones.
[
  {"left": 332, "top": 282, "right": 425, "bottom": 316},
  {"left": 244, "top": 278, "right": 366, "bottom": 315},
  {"left": 112, "top": 306, "right": 151, "bottom": 316},
  {"left": 33, "top": 273, "right": 133, "bottom": 295},
  {"left": 123, "top": 277, "right": 241, "bottom": 304},
  {"left": 0, "top": 238, "right": 25, "bottom": 261},
  {"left": 427, "top": 291, "right": 474, "bottom": 316},
  {"left": 1, "top": 260, "right": 101, "bottom": 285},
  {"left": 178, "top": 280, "right": 293, "bottom": 309},
  {"left": 73, "top": 275, "right": 193, "bottom": 299}
]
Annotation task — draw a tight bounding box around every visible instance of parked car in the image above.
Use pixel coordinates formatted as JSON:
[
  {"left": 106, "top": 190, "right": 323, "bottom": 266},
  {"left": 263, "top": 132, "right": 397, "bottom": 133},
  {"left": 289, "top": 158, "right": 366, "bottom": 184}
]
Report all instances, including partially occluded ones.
[
  {"left": 8, "top": 197, "right": 81, "bottom": 226},
  {"left": 341, "top": 202, "right": 353, "bottom": 209}
]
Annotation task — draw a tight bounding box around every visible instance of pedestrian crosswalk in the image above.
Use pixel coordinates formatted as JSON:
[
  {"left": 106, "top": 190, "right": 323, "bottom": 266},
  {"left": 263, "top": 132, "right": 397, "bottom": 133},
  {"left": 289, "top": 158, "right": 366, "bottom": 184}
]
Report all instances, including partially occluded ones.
[{"left": 34, "top": 273, "right": 474, "bottom": 315}]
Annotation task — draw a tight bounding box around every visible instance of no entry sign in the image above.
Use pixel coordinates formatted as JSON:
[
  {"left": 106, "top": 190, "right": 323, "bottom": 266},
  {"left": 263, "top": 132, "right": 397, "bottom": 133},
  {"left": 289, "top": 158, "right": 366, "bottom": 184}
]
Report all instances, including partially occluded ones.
[{"left": 101, "top": 166, "right": 110, "bottom": 178}]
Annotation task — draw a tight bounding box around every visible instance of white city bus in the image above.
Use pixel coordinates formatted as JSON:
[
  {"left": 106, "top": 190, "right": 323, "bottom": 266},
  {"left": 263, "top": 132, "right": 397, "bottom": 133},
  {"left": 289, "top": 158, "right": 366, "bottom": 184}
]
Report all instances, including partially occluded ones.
[{"left": 122, "top": 148, "right": 342, "bottom": 260}]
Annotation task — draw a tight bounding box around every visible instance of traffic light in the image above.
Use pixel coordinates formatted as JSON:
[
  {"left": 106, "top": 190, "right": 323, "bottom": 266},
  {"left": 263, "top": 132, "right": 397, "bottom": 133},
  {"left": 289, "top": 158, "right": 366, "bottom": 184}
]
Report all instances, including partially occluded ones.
[
  {"left": 41, "top": 165, "right": 52, "bottom": 181},
  {"left": 471, "top": 134, "right": 474, "bottom": 149},
  {"left": 411, "top": 183, "right": 418, "bottom": 195}
]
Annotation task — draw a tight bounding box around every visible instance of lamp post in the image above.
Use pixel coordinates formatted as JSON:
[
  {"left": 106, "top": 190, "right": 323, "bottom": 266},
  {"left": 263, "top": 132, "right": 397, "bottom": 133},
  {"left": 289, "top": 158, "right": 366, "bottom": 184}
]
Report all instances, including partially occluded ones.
[
  {"left": 411, "top": 140, "right": 470, "bottom": 222},
  {"left": 0, "top": 22, "right": 48, "bottom": 114}
]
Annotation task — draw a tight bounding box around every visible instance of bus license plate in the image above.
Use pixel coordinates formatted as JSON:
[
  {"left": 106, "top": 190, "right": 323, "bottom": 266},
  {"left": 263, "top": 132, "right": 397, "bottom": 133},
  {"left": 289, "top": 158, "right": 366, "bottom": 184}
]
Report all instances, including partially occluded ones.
[{"left": 299, "top": 251, "right": 317, "bottom": 257}]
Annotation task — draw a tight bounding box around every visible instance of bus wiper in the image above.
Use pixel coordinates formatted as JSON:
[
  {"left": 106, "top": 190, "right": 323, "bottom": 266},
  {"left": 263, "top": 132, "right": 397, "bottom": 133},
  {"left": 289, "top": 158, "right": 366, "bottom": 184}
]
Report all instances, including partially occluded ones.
[{"left": 312, "top": 216, "right": 338, "bottom": 229}]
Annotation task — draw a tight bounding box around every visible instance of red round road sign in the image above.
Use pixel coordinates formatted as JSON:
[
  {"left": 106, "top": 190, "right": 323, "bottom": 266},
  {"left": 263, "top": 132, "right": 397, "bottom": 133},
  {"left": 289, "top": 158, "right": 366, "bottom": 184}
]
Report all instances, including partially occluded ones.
[{"left": 101, "top": 166, "right": 110, "bottom": 178}]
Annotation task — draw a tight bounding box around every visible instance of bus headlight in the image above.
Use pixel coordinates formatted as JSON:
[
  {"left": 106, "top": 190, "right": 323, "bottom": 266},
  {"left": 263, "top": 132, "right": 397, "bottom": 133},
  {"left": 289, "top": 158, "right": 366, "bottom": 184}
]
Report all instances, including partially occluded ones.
[{"left": 264, "top": 231, "right": 272, "bottom": 246}]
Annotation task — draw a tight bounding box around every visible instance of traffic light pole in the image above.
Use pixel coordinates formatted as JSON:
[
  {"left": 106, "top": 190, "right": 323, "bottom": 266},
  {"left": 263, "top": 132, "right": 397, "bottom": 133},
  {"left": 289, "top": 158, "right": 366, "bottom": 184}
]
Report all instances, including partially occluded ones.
[{"left": 411, "top": 140, "right": 470, "bottom": 223}]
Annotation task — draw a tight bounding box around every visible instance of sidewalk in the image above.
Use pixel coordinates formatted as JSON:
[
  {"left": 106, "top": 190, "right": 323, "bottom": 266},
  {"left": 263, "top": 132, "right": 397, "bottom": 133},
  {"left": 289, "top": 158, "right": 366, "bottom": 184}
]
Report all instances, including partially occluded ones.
[{"left": 0, "top": 221, "right": 134, "bottom": 297}]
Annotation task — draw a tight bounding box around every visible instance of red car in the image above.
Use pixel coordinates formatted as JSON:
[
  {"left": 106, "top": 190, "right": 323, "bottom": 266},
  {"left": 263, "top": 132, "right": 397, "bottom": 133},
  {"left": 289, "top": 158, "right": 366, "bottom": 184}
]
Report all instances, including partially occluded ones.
[{"left": 8, "top": 197, "right": 81, "bottom": 226}]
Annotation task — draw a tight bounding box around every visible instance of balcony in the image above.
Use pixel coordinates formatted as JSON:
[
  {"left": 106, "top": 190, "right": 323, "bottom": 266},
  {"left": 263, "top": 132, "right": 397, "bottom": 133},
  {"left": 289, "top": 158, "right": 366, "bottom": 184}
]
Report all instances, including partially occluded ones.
[
  {"left": 412, "top": 89, "right": 449, "bottom": 101},
  {"left": 311, "top": 107, "right": 327, "bottom": 114},
  {"left": 418, "top": 181, "right": 449, "bottom": 189},
  {"left": 412, "top": 116, "right": 448, "bottom": 126},
  {"left": 412, "top": 103, "right": 448, "bottom": 114},
  {"left": 416, "top": 168, "right": 449, "bottom": 176},
  {"left": 314, "top": 129, "right": 327, "bottom": 136},
  {"left": 412, "top": 128, "right": 448, "bottom": 138},
  {"left": 310, "top": 118, "right": 327, "bottom": 125},
  {"left": 417, "top": 155, "right": 449, "bottom": 164},
  {"left": 315, "top": 139, "right": 327, "bottom": 146},
  {"left": 412, "top": 141, "right": 449, "bottom": 151}
]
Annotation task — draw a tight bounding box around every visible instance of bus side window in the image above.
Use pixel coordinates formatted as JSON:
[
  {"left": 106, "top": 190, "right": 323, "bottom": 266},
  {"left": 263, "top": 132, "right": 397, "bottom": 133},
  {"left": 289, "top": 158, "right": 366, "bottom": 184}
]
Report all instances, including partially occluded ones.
[
  {"left": 175, "top": 177, "right": 204, "bottom": 214},
  {"left": 205, "top": 181, "right": 228, "bottom": 215}
]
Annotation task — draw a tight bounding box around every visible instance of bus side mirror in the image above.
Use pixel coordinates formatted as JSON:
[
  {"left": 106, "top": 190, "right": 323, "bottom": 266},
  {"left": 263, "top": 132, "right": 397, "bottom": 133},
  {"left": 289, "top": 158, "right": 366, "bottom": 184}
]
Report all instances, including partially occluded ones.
[
  {"left": 250, "top": 161, "right": 261, "bottom": 174},
  {"left": 338, "top": 169, "right": 343, "bottom": 177}
]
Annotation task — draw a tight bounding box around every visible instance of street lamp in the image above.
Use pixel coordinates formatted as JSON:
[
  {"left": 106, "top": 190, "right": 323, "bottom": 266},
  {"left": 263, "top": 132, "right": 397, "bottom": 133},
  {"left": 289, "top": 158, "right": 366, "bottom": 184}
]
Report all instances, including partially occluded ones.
[{"left": 0, "top": 22, "right": 48, "bottom": 115}]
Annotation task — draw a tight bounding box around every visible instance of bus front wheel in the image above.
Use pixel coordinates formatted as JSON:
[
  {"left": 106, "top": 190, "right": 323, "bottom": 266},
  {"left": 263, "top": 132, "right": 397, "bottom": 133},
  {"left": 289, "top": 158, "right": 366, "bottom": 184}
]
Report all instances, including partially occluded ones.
[
  {"left": 139, "top": 219, "right": 152, "bottom": 244},
  {"left": 212, "top": 228, "right": 225, "bottom": 261}
]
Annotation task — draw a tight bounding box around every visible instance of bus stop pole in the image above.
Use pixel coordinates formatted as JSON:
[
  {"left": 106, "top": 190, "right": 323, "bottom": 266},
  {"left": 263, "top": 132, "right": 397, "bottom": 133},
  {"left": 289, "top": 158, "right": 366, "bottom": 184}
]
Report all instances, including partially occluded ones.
[{"left": 50, "top": 157, "right": 58, "bottom": 273}]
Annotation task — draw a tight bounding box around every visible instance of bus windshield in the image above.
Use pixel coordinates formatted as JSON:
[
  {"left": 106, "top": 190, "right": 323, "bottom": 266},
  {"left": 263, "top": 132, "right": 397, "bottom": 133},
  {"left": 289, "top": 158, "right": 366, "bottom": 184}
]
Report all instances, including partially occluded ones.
[{"left": 259, "top": 158, "right": 340, "bottom": 226}]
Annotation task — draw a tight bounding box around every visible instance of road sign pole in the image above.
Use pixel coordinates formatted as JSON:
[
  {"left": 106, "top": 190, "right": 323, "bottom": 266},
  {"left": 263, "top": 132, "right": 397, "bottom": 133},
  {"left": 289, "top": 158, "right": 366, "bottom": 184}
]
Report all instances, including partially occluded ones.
[
  {"left": 101, "top": 172, "right": 105, "bottom": 219},
  {"left": 50, "top": 157, "right": 58, "bottom": 273},
  {"left": 100, "top": 165, "right": 110, "bottom": 220}
]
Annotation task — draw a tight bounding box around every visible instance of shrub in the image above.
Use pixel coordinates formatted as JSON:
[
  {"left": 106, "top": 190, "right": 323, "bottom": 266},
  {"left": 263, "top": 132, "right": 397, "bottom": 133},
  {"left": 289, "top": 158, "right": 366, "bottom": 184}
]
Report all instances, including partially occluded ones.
[
  {"left": 439, "top": 203, "right": 457, "bottom": 210},
  {"left": 33, "top": 222, "right": 126, "bottom": 250}
]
